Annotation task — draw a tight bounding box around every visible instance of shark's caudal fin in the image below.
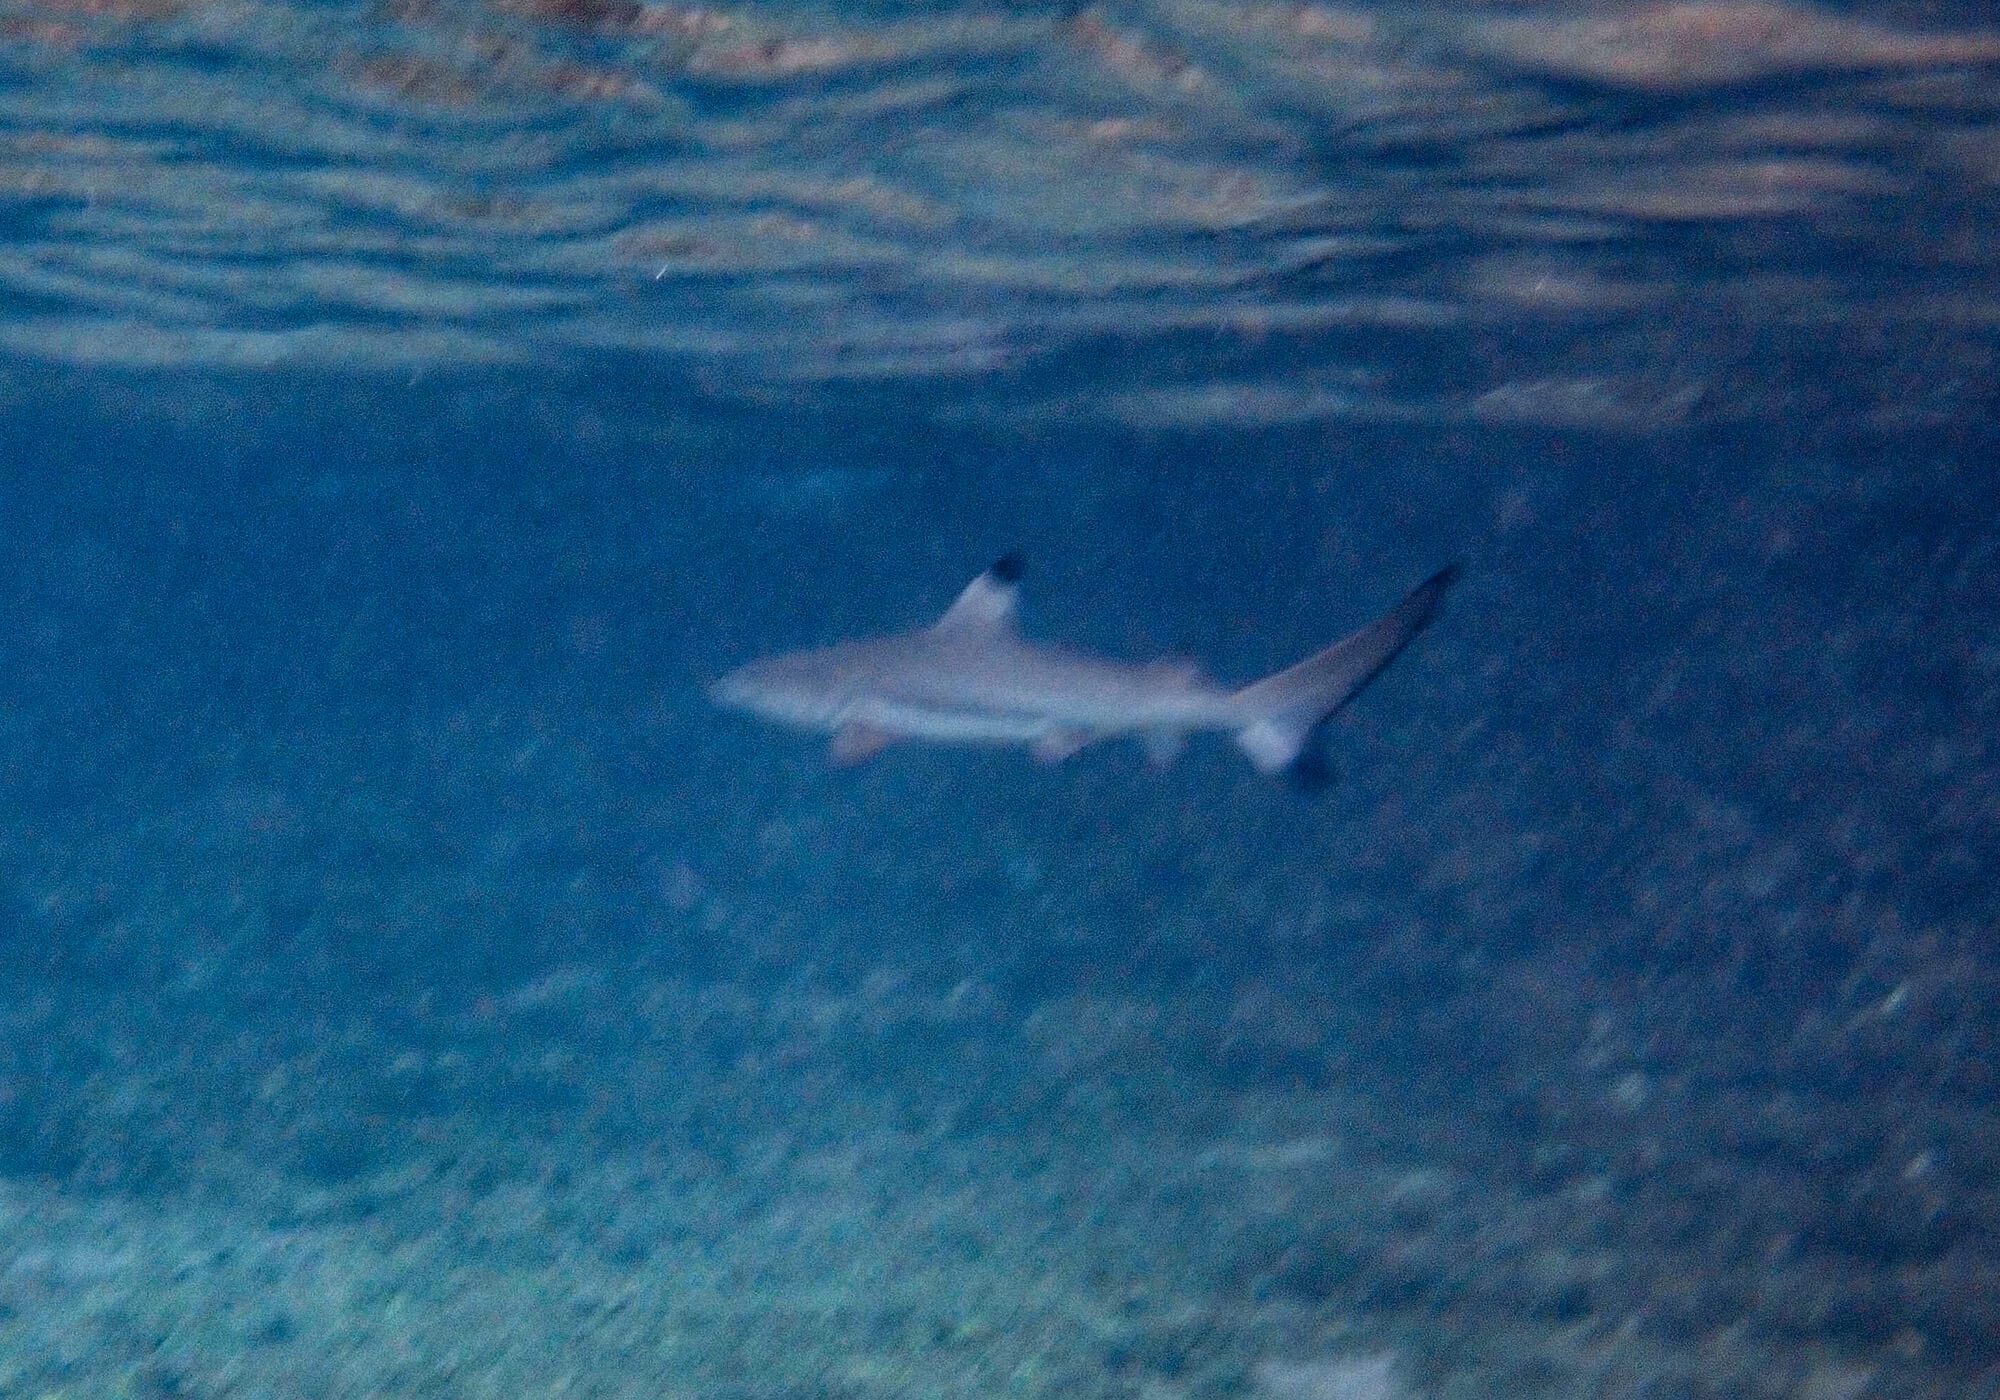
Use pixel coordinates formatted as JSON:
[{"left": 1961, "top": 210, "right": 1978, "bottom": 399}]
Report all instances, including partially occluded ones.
[{"left": 1232, "top": 565, "right": 1459, "bottom": 774}]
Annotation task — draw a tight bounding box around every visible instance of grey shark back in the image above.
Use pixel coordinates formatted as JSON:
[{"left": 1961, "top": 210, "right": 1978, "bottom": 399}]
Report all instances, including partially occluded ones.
[{"left": 710, "top": 558, "right": 1456, "bottom": 774}]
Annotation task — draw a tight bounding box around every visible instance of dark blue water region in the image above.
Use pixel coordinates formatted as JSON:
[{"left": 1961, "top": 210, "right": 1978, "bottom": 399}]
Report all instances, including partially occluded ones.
[{"left": 0, "top": 362, "right": 1992, "bottom": 1398}]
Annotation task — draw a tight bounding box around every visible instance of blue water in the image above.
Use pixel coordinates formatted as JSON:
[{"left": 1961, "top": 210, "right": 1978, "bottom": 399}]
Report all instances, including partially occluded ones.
[
  {"left": 0, "top": 367, "right": 1992, "bottom": 1399},
  {"left": 2, "top": 0, "right": 2000, "bottom": 1394}
]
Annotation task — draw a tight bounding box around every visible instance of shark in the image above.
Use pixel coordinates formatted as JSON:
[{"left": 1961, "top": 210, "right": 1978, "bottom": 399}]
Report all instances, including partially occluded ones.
[{"left": 709, "top": 556, "right": 1457, "bottom": 774}]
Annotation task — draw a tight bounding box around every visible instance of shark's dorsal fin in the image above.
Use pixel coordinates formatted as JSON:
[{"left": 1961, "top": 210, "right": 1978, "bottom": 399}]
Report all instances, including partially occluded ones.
[{"left": 933, "top": 554, "right": 1024, "bottom": 638}]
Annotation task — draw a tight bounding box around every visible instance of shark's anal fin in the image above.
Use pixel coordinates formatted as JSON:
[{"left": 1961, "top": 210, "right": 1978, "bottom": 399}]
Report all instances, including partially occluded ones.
[
  {"left": 830, "top": 723, "right": 894, "bottom": 765},
  {"left": 1032, "top": 729, "right": 1090, "bottom": 764},
  {"left": 1141, "top": 728, "right": 1186, "bottom": 768}
]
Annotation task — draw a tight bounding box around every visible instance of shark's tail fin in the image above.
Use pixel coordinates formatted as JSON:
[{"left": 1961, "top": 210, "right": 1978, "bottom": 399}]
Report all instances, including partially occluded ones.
[{"left": 1232, "top": 565, "right": 1459, "bottom": 774}]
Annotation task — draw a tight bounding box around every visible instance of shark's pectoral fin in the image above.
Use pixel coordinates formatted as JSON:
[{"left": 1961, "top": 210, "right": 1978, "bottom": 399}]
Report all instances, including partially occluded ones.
[
  {"left": 830, "top": 723, "right": 895, "bottom": 765},
  {"left": 1031, "top": 729, "right": 1091, "bottom": 764},
  {"left": 1141, "top": 728, "right": 1186, "bottom": 768}
]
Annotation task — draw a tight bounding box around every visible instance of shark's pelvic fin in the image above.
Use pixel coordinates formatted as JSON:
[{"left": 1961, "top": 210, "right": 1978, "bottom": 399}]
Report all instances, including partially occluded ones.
[
  {"left": 1233, "top": 564, "right": 1459, "bottom": 774},
  {"left": 933, "top": 553, "right": 1025, "bottom": 638},
  {"left": 1031, "top": 728, "right": 1090, "bottom": 764},
  {"left": 830, "top": 722, "right": 895, "bottom": 764}
]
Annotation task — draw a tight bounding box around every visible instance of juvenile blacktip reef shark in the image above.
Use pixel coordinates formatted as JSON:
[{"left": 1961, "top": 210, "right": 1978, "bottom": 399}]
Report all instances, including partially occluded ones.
[{"left": 710, "top": 557, "right": 1457, "bottom": 774}]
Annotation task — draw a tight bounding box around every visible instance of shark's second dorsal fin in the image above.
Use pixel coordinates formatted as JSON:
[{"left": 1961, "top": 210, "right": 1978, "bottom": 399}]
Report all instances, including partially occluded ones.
[{"left": 933, "top": 554, "right": 1024, "bottom": 638}]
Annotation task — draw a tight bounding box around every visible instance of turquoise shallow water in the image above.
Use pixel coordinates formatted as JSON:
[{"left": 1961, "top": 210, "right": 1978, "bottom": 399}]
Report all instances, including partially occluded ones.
[{"left": 1, "top": 0, "right": 1999, "bottom": 1394}]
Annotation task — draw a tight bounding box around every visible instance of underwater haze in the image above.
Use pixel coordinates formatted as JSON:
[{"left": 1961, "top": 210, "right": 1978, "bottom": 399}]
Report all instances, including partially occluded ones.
[{"left": 1, "top": 0, "right": 1998, "bottom": 1397}]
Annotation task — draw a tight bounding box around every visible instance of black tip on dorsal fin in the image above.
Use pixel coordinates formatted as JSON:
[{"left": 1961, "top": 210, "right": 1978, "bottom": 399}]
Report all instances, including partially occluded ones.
[{"left": 935, "top": 554, "right": 1026, "bottom": 635}]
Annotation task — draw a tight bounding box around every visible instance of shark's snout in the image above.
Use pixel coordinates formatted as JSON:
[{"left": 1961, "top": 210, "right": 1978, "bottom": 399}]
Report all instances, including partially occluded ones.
[
  {"left": 708, "top": 668, "right": 756, "bottom": 709},
  {"left": 708, "top": 657, "right": 843, "bottom": 729}
]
